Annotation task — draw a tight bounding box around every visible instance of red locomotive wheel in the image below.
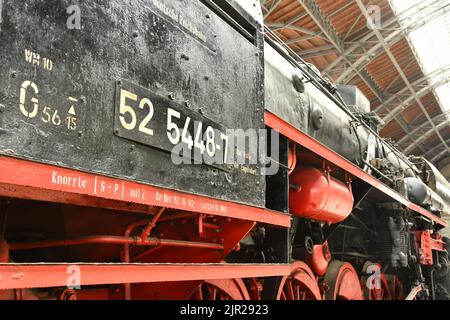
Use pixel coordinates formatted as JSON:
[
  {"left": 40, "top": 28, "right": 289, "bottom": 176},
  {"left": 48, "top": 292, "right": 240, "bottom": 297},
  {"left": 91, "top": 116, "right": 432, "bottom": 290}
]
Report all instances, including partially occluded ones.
[
  {"left": 323, "top": 261, "right": 363, "bottom": 300},
  {"left": 276, "top": 261, "right": 322, "bottom": 300},
  {"left": 189, "top": 279, "right": 250, "bottom": 300},
  {"left": 385, "top": 275, "right": 405, "bottom": 300},
  {"left": 361, "top": 273, "right": 392, "bottom": 300}
]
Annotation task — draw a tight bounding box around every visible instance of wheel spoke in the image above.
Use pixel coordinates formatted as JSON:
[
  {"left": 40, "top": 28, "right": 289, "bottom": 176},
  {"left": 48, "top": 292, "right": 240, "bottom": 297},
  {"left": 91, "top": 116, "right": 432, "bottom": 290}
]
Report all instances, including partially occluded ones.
[
  {"left": 295, "top": 285, "right": 300, "bottom": 300},
  {"left": 188, "top": 279, "right": 248, "bottom": 300},
  {"left": 210, "top": 287, "right": 217, "bottom": 300},
  {"left": 276, "top": 261, "right": 322, "bottom": 300},
  {"left": 192, "top": 285, "right": 204, "bottom": 300},
  {"left": 286, "top": 280, "right": 295, "bottom": 300}
]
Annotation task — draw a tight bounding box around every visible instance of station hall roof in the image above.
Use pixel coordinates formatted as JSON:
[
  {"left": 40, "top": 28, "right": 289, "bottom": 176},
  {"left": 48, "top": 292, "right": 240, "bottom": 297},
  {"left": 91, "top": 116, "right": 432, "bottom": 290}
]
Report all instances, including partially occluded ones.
[{"left": 262, "top": 0, "right": 450, "bottom": 177}]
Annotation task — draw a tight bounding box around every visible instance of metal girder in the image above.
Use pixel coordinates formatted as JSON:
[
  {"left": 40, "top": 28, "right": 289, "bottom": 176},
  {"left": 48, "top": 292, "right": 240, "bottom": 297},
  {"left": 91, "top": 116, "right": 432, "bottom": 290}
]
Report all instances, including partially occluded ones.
[
  {"left": 394, "top": 116, "right": 422, "bottom": 152},
  {"left": 382, "top": 57, "right": 418, "bottom": 93},
  {"left": 381, "top": 77, "right": 450, "bottom": 126},
  {"left": 265, "top": 21, "right": 326, "bottom": 41},
  {"left": 266, "top": 22, "right": 314, "bottom": 34},
  {"left": 399, "top": 114, "right": 449, "bottom": 159},
  {"left": 264, "top": 0, "right": 282, "bottom": 18},
  {"left": 265, "top": 1, "right": 385, "bottom": 102},
  {"left": 298, "top": 44, "right": 335, "bottom": 55},
  {"left": 432, "top": 148, "right": 450, "bottom": 163},
  {"left": 344, "top": 13, "right": 363, "bottom": 40},
  {"left": 355, "top": 0, "right": 449, "bottom": 159},
  {"left": 397, "top": 112, "right": 450, "bottom": 146},
  {"left": 266, "top": 0, "right": 448, "bottom": 160},
  {"left": 324, "top": 1, "right": 449, "bottom": 147},
  {"left": 296, "top": 0, "right": 386, "bottom": 102},
  {"left": 403, "top": 120, "right": 448, "bottom": 154},
  {"left": 302, "top": 48, "right": 337, "bottom": 59},
  {"left": 297, "top": 0, "right": 344, "bottom": 49},
  {"left": 265, "top": 11, "right": 309, "bottom": 30},
  {"left": 425, "top": 139, "right": 450, "bottom": 161},
  {"left": 376, "top": 67, "right": 450, "bottom": 122},
  {"left": 285, "top": 34, "right": 318, "bottom": 44},
  {"left": 334, "top": 2, "right": 450, "bottom": 84},
  {"left": 404, "top": 113, "right": 450, "bottom": 156},
  {"left": 294, "top": 0, "right": 396, "bottom": 132},
  {"left": 323, "top": 0, "right": 449, "bottom": 77},
  {"left": 328, "top": 1, "right": 354, "bottom": 18}
]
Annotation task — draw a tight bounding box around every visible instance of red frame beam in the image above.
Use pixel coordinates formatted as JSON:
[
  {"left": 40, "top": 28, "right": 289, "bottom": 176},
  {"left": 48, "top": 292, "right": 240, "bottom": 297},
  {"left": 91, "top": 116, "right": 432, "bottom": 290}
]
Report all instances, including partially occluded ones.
[
  {"left": 0, "top": 156, "right": 290, "bottom": 228},
  {"left": 265, "top": 112, "right": 447, "bottom": 227},
  {"left": 430, "top": 237, "right": 446, "bottom": 252},
  {"left": 0, "top": 263, "right": 290, "bottom": 290}
]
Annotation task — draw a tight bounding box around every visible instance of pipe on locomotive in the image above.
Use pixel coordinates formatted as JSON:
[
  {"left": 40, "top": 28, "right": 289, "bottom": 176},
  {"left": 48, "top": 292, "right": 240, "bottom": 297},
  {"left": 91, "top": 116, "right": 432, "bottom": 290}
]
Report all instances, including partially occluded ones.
[{"left": 8, "top": 235, "right": 224, "bottom": 251}]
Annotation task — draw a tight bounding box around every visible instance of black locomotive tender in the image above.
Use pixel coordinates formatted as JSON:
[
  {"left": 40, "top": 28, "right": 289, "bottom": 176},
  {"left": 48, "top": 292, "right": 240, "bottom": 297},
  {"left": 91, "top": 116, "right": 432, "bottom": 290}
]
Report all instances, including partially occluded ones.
[{"left": 1, "top": 0, "right": 450, "bottom": 299}]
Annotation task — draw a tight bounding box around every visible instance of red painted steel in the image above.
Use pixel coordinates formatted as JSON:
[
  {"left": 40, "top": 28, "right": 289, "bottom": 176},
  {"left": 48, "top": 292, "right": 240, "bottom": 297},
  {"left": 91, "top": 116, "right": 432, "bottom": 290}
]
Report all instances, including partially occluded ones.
[
  {"left": 8, "top": 235, "right": 224, "bottom": 251},
  {"left": 323, "top": 261, "right": 364, "bottom": 300},
  {"left": 0, "top": 240, "right": 8, "bottom": 263},
  {"left": 430, "top": 233, "right": 446, "bottom": 252},
  {"left": 289, "top": 167, "right": 353, "bottom": 224},
  {"left": 190, "top": 279, "right": 251, "bottom": 300},
  {"left": 276, "top": 261, "right": 322, "bottom": 300},
  {"left": 287, "top": 142, "right": 297, "bottom": 175},
  {"left": 415, "top": 230, "right": 446, "bottom": 265},
  {"left": 0, "top": 156, "right": 290, "bottom": 227},
  {"left": 416, "top": 230, "right": 434, "bottom": 265},
  {"left": 305, "top": 241, "right": 331, "bottom": 276},
  {"left": 360, "top": 263, "right": 397, "bottom": 300},
  {"left": 140, "top": 207, "right": 165, "bottom": 241},
  {"left": 385, "top": 275, "right": 405, "bottom": 300},
  {"left": 363, "top": 272, "right": 392, "bottom": 300},
  {"left": 265, "top": 112, "right": 447, "bottom": 227},
  {"left": 0, "top": 263, "right": 291, "bottom": 290}
]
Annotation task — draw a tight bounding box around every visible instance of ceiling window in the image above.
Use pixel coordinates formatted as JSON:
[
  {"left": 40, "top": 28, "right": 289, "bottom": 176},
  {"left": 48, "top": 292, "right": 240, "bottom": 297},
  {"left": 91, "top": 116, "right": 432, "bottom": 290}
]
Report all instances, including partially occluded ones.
[{"left": 390, "top": 0, "right": 450, "bottom": 119}]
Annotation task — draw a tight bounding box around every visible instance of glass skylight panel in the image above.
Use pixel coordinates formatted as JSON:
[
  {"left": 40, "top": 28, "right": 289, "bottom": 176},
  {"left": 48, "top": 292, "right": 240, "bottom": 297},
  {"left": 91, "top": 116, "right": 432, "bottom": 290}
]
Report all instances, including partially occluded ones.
[
  {"left": 435, "top": 83, "right": 450, "bottom": 113},
  {"left": 390, "top": 0, "right": 450, "bottom": 120}
]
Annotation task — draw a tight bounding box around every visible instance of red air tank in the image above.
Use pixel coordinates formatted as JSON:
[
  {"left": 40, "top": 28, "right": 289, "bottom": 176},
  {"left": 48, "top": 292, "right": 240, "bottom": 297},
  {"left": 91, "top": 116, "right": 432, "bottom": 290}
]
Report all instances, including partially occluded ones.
[{"left": 289, "top": 167, "right": 353, "bottom": 224}]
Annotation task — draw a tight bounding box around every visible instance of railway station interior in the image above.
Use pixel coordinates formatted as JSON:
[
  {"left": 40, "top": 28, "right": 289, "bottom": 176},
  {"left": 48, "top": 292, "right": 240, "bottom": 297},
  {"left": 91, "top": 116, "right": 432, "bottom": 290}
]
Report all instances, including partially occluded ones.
[
  {"left": 262, "top": 0, "right": 450, "bottom": 232},
  {"left": 0, "top": 0, "right": 450, "bottom": 304}
]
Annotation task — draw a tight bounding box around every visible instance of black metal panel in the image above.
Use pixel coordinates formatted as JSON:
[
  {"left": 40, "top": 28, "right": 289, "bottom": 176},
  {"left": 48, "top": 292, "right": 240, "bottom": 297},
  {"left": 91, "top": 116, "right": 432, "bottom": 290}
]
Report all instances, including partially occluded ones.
[
  {"left": 113, "top": 79, "right": 231, "bottom": 168},
  {"left": 0, "top": 0, "right": 265, "bottom": 206}
]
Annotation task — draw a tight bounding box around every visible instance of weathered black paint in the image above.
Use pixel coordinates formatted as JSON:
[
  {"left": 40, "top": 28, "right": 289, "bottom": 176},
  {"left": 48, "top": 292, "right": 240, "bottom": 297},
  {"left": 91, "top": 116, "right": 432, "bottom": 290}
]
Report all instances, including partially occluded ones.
[{"left": 0, "top": 0, "right": 265, "bottom": 206}]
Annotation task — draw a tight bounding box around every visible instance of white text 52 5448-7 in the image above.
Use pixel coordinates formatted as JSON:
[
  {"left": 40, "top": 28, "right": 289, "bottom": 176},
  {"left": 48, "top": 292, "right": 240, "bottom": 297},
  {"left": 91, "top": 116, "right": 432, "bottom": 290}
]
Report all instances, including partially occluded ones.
[{"left": 115, "top": 82, "right": 230, "bottom": 165}]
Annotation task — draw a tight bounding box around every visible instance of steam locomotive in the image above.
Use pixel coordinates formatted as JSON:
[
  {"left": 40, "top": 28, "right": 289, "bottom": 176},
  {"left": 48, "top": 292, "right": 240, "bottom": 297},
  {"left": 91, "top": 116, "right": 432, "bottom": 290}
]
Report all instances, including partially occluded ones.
[{"left": 0, "top": 0, "right": 449, "bottom": 300}]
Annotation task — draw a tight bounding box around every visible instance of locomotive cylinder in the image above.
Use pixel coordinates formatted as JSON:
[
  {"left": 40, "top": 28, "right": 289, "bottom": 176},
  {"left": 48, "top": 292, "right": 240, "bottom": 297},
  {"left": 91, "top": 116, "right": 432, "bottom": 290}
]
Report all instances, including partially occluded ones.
[{"left": 289, "top": 167, "right": 354, "bottom": 224}]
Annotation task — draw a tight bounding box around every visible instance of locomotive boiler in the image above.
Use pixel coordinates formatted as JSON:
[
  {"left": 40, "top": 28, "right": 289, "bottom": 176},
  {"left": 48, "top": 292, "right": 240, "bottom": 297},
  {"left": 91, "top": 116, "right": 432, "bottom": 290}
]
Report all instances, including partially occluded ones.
[
  {"left": 0, "top": 0, "right": 449, "bottom": 301},
  {"left": 265, "top": 41, "right": 450, "bottom": 219}
]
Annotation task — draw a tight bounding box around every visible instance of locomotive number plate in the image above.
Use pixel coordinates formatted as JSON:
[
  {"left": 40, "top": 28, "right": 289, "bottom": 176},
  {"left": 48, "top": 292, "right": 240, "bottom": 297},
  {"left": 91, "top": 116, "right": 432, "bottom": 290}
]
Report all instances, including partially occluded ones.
[{"left": 114, "top": 80, "right": 230, "bottom": 165}]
